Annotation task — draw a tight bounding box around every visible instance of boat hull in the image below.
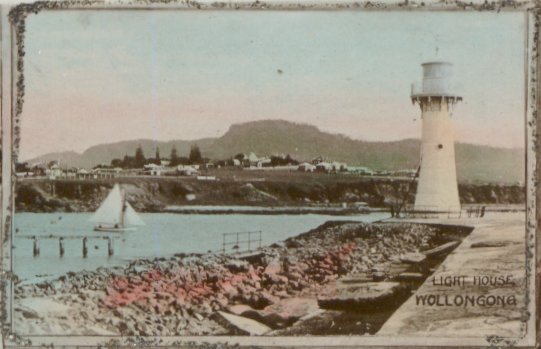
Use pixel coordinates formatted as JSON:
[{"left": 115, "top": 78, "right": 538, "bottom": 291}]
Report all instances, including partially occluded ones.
[{"left": 94, "top": 226, "right": 137, "bottom": 233}]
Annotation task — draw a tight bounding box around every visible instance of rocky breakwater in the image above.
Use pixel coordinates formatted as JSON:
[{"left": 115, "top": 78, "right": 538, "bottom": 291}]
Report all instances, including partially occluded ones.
[{"left": 14, "top": 221, "right": 471, "bottom": 336}]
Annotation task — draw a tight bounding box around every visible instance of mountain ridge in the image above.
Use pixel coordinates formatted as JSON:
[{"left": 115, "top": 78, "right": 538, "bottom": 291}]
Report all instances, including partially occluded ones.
[{"left": 23, "top": 119, "right": 524, "bottom": 184}]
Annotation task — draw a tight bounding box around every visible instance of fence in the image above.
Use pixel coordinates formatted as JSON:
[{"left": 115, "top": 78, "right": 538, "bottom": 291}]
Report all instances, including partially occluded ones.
[
  {"left": 221, "top": 231, "right": 262, "bottom": 254},
  {"left": 402, "top": 204, "right": 487, "bottom": 219}
]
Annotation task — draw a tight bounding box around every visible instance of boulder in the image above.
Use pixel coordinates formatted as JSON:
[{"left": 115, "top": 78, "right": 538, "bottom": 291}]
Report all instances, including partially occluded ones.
[
  {"left": 216, "top": 311, "right": 271, "bottom": 336},
  {"left": 318, "top": 282, "right": 410, "bottom": 311},
  {"left": 372, "top": 271, "right": 386, "bottom": 281},
  {"left": 470, "top": 240, "right": 511, "bottom": 248},
  {"left": 400, "top": 252, "right": 426, "bottom": 264},
  {"left": 261, "top": 297, "right": 320, "bottom": 328},
  {"left": 225, "top": 260, "right": 249, "bottom": 273},
  {"left": 397, "top": 272, "right": 424, "bottom": 281},
  {"left": 338, "top": 274, "right": 373, "bottom": 285},
  {"left": 423, "top": 241, "right": 459, "bottom": 257}
]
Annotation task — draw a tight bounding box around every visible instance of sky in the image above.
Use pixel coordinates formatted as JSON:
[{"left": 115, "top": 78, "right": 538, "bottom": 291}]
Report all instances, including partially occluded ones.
[{"left": 19, "top": 10, "right": 526, "bottom": 160}]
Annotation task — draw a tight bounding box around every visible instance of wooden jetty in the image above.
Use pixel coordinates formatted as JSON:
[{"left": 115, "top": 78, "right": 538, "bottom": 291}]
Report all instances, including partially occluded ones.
[{"left": 19, "top": 235, "right": 120, "bottom": 257}]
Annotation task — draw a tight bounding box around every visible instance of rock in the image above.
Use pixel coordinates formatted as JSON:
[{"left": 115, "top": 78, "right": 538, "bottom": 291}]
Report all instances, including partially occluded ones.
[
  {"left": 338, "top": 274, "right": 373, "bottom": 285},
  {"left": 372, "top": 271, "right": 386, "bottom": 281},
  {"left": 18, "top": 307, "right": 40, "bottom": 319},
  {"left": 227, "top": 304, "right": 257, "bottom": 316},
  {"left": 400, "top": 252, "right": 426, "bottom": 264},
  {"left": 216, "top": 311, "right": 271, "bottom": 336},
  {"left": 260, "top": 298, "right": 320, "bottom": 328},
  {"left": 397, "top": 272, "right": 424, "bottom": 281},
  {"left": 470, "top": 240, "right": 511, "bottom": 248},
  {"left": 225, "top": 260, "right": 249, "bottom": 273},
  {"left": 263, "top": 257, "right": 282, "bottom": 276},
  {"left": 318, "top": 282, "right": 410, "bottom": 311},
  {"left": 253, "top": 291, "right": 278, "bottom": 309},
  {"left": 423, "top": 241, "right": 459, "bottom": 257}
]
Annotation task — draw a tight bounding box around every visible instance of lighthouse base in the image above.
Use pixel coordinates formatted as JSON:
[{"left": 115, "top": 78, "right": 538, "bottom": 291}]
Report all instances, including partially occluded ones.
[{"left": 414, "top": 193, "right": 461, "bottom": 214}]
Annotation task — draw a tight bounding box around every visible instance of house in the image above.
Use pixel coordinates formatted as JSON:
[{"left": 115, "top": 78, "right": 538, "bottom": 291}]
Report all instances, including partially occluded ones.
[
  {"left": 93, "top": 167, "right": 121, "bottom": 178},
  {"left": 65, "top": 168, "right": 77, "bottom": 179},
  {"left": 177, "top": 165, "right": 200, "bottom": 176},
  {"left": 76, "top": 168, "right": 93, "bottom": 179},
  {"left": 46, "top": 164, "right": 64, "bottom": 179},
  {"left": 15, "top": 171, "right": 32, "bottom": 178},
  {"left": 256, "top": 158, "right": 272, "bottom": 168},
  {"left": 298, "top": 162, "right": 316, "bottom": 172},
  {"left": 241, "top": 152, "right": 262, "bottom": 168},
  {"left": 311, "top": 156, "right": 324, "bottom": 165},
  {"left": 347, "top": 166, "right": 374, "bottom": 176},
  {"left": 331, "top": 162, "right": 347, "bottom": 172},
  {"left": 315, "top": 162, "right": 333, "bottom": 173},
  {"left": 144, "top": 163, "right": 163, "bottom": 176},
  {"left": 232, "top": 159, "right": 242, "bottom": 167},
  {"left": 374, "top": 170, "right": 391, "bottom": 176}
]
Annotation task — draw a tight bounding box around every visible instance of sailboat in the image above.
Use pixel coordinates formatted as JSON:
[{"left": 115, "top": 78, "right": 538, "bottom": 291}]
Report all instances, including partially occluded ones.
[{"left": 90, "top": 184, "right": 145, "bottom": 232}]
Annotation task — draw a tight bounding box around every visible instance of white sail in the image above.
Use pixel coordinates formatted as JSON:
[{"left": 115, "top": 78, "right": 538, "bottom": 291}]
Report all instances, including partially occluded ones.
[
  {"left": 124, "top": 202, "right": 145, "bottom": 226},
  {"left": 90, "top": 184, "right": 123, "bottom": 225}
]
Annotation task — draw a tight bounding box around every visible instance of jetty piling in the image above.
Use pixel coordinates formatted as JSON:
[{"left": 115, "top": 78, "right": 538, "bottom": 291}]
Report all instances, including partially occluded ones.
[
  {"left": 108, "top": 237, "right": 114, "bottom": 256},
  {"left": 59, "top": 237, "right": 65, "bottom": 257},
  {"left": 82, "top": 237, "right": 88, "bottom": 258},
  {"left": 32, "top": 237, "right": 40, "bottom": 257}
]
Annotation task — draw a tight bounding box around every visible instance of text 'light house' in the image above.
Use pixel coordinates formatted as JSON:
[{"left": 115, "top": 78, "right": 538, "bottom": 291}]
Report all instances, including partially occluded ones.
[{"left": 411, "top": 62, "right": 462, "bottom": 213}]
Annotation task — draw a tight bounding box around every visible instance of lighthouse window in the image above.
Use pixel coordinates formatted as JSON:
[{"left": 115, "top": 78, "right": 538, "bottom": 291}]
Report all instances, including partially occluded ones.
[{"left": 438, "top": 144, "right": 443, "bottom": 149}]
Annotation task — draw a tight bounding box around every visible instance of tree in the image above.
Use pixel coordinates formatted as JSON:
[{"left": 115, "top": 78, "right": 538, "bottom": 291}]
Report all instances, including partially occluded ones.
[
  {"left": 234, "top": 153, "right": 245, "bottom": 161},
  {"left": 155, "top": 147, "right": 161, "bottom": 165},
  {"left": 285, "top": 154, "right": 298, "bottom": 165},
  {"left": 178, "top": 156, "right": 190, "bottom": 165},
  {"left": 189, "top": 144, "right": 202, "bottom": 164},
  {"left": 16, "top": 162, "right": 30, "bottom": 172},
  {"left": 122, "top": 155, "right": 135, "bottom": 169},
  {"left": 134, "top": 145, "right": 146, "bottom": 168},
  {"left": 170, "top": 146, "right": 179, "bottom": 166},
  {"left": 110, "top": 158, "right": 123, "bottom": 168}
]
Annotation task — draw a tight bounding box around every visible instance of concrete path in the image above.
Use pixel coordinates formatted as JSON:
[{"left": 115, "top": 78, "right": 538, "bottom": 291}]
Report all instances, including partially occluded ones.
[{"left": 379, "top": 212, "right": 529, "bottom": 339}]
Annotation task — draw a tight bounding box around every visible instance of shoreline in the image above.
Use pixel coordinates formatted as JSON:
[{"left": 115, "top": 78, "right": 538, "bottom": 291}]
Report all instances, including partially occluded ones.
[
  {"left": 163, "top": 205, "right": 376, "bottom": 215},
  {"left": 15, "top": 177, "right": 526, "bottom": 214},
  {"left": 13, "top": 220, "right": 472, "bottom": 336}
]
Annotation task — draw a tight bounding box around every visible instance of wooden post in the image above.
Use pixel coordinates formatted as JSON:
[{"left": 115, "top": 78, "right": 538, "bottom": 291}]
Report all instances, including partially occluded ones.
[
  {"left": 82, "top": 237, "right": 88, "bottom": 258},
  {"left": 59, "top": 237, "right": 65, "bottom": 257},
  {"left": 108, "top": 237, "right": 114, "bottom": 256},
  {"left": 33, "top": 237, "right": 40, "bottom": 257}
]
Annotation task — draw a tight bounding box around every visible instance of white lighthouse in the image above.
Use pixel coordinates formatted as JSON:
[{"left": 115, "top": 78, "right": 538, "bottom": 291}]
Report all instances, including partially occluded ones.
[{"left": 411, "top": 62, "right": 462, "bottom": 213}]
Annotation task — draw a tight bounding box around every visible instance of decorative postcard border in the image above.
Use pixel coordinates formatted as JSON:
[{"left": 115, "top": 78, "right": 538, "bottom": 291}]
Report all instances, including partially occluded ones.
[{"left": 0, "top": 1, "right": 538, "bottom": 347}]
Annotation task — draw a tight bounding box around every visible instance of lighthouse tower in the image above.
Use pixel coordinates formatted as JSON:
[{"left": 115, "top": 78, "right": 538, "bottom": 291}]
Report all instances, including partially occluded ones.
[{"left": 411, "top": 62, "right": 462, "bottom": 213}]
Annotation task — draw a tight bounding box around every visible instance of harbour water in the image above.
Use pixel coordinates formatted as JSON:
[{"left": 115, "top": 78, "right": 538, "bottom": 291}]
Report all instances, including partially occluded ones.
[{"left": 13, "top": 211, "right": 389, "bottom": 283}]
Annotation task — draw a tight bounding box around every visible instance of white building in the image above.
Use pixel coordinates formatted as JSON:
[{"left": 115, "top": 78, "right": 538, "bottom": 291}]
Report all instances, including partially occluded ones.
[{"left": 298, "top": 162, "right": 316, "bottom": 172}]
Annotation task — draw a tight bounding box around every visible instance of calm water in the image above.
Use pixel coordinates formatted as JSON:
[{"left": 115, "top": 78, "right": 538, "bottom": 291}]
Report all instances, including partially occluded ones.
[{"left": 13, "top": 212, "right": 389, "bottom": 283}]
